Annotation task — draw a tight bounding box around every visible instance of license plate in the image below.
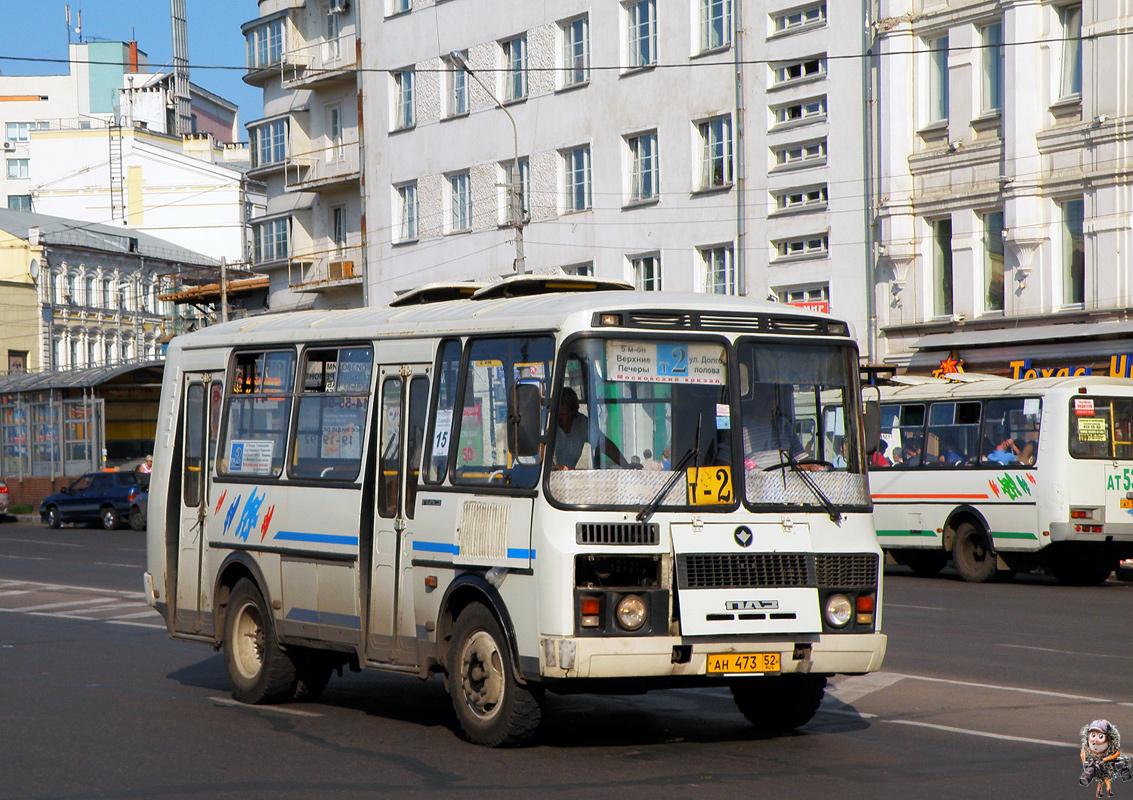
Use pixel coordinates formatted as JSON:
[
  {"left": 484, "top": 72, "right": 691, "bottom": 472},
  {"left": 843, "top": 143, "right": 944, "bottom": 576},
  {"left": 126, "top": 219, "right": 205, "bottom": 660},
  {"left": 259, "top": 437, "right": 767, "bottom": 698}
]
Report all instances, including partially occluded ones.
[
  {"left": 1122, "top": 499, "right": 1133, "bottom": 509},
  {"left": 706, "top": 652, "right": 780, "bottom": 674}
]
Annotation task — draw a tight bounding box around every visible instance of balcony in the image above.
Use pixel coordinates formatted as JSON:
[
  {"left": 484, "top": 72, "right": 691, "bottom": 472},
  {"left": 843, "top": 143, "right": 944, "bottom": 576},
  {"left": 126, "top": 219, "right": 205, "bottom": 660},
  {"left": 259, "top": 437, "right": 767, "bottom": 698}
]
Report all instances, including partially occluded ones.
[
  {"left": 288, "top": 247, "right": 364, "bottom": 293},
  {"left": 282, "top": 34, "right": 358, "bottom": 89},
  {"left": 285, "top": 141, "right": 360, "bottom": 191}
]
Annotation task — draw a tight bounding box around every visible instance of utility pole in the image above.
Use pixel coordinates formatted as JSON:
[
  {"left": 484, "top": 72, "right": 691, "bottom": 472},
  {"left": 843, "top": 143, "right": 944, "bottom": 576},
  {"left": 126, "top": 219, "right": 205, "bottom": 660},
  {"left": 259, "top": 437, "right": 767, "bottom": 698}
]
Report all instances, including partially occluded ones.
[
  {"left": 219, "top": 257, "right": 229, "bottom": 323},
  {"left": 448, "top": 51, "right": 526, "bottom": 275}
]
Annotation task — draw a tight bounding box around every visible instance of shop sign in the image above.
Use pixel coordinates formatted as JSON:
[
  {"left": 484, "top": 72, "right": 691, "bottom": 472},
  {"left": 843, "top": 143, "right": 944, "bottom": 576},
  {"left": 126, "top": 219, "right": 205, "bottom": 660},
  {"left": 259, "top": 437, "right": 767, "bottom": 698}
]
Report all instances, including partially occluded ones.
[{"left": 1009, "top": 355, "right": 1133, "bottom": 380}]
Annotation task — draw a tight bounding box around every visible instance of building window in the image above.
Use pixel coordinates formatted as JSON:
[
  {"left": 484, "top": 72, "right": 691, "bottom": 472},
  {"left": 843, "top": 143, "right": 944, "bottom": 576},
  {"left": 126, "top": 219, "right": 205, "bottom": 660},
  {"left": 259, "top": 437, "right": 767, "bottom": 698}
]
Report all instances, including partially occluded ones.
[
  {"left": 702, "top": 245, "right": 735, "bottom": 294},
  {"left": 502, "top": 36, "right": 528, "bottom": 102},
  {"left": 981, "top": 22, "right": 1004, "bottom": 114},
  {"left": 450, "top": 172, "right": 471, "bottom": 232},
  {"left": 500, "top": 159, "right": 529, "bottom": 225},
  {"left": 397, "top": 182, "right": 418, "bottom": 242},
  {"left": 70, "top": 338, "right": 80, "bottom": 370},
  {"left": 932, "top": 217, "right": 953, "bottom": 317},
  {"left": 772, "top": 3, "right": 825, "bottom": 33},
  {"left": 387, "top": 0, "right": 411, "bottom": 15},
  {"left": 327, "top": 105, "right": 344, "bottom": 161},
  {"left": 772, "top": 185, "right": 827, "bottom": 212},
  {"left": 5, "top": 121, "right": 46, "bottom": 142},
  {"left": 330, "top": 206, "right": 347, "bottom": 257},
  {"left": 6, "top": 159, "right": 29, "bottom": 180},
  {"left": 563, "top": 262, "right": 593, "bottom": 277},
  {"left": 1062, "top": 198, "right": 1085, "bottom": 305},
  {"left": 773, "top": 56, "right": 825, "bottom": 85},
  {"left": 246, "top": 19, "right": 284, "bottom": 70},
  {"left": 776, "top": 284, "right": 830, "bottom": 311},
  {"left": 8, "top": 350, "right": 27, "bottom": 374},
  {"left": 698, "top": 117, "right": 733, "bottom": 189},
  {"left": 627, "top": 131, "right": 659, "bottom": 203},
  {"left": 252, "top": 217, "right": 289, "bottom": 264},
  {"left": 250, "top": 119, "right": 286, "bottom": 168},
  {"left": 927, "top": 35, "right": 949, "bottom": 123},
  {"left": 84, "top": 276, "right": 95, "bottom": 307},
  {"left": 446, "top": 54, "right": 468, "bottom": 116},
  {"left": 626, "top": 0, "right": 657, "bottom": 69},
  {"left": 772, "top": 97, "right": 826, "bottom": 127},
  {"left": 699, "top": 0, "right": 732, "bottom": 52},
  {"left": 632, "top": 254, "right": 661, "bottom": 291},
  {"left": 562, "top": 16, "right": 590, "bottom": 87},
  {"left": 103, "top": 278, "right": 113, "bottom": 309},
  {"left": 772, "top": 139, "right": 826, "bottom": 167},
  {"left": 773, "top": 235, "right": 828, "bottom": 260},
  {"left": 984, "top": 211, "right": 1004, "bottom": 312},
  {"left": 393, "top": 69, "right": 415, "bottom": 130},
  {"left": 7, "top": 195, "right": 31, "bottom": 211},
  {"left": 564, "top": 146, "right": 592, "bottom": 212},
  {"left": 1059, "top": 4, "right": 1082, "bottom": 99},
  {"left": 324, "top": 4, "right": 342, "bottom": 60}
]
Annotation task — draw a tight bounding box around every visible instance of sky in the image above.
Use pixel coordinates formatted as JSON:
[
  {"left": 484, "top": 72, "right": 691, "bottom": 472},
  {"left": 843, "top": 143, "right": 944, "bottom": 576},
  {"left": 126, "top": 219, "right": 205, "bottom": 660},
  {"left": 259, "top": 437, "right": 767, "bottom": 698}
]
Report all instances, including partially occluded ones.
[{"left": 0, "top": 0, "right": 262, "bottom": 136}]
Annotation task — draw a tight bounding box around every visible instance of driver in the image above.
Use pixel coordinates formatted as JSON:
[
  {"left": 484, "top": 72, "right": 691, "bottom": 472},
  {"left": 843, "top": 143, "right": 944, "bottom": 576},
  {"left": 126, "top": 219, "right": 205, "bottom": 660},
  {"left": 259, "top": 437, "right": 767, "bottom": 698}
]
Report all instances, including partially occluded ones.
[
  {"left": 552, "top": 387, "right": 630, "bottom": 470},
  {"left": 740, "top": 383, "right": 812, "bottom": 470}
]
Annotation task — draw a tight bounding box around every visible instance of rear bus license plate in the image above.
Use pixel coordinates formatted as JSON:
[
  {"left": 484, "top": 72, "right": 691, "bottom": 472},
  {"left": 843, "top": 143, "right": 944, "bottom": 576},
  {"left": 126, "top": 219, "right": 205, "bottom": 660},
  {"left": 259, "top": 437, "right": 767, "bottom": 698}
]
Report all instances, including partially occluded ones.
[
  {"left": 706, "top": 652, "right": 780, "bottom": 674},
  {"left": 1121, "top": 499, "right": 1133, "bottom": 509}
]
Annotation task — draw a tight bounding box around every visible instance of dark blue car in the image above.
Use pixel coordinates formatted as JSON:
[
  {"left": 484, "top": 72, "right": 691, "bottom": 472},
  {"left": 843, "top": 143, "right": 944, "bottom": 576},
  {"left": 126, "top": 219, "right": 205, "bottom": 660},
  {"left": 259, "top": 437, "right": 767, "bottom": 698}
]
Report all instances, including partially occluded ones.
[{"left": 40, "top": 472, "right": 148, "bottom": 530}]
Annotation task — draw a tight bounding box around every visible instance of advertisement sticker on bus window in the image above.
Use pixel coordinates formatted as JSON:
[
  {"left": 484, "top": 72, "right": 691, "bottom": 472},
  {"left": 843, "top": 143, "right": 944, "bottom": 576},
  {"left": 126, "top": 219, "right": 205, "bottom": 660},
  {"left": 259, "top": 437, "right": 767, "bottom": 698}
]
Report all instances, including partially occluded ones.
[
  {"left": 514, "top": 362, "right": 546, "bottom": 382},
  {"left": 1023, "top": 398, "right": 1040, "bottom": 417},
  {"left": 432, "top": 408, "right": 453, "bottom": 457},
  {"left": 229, "top": 440, "right": 274, "bottom": 474},
  {"left": 716, "top": 403, "right": 731, "bottom": 430},
  {"left": 1078, "top": 418, "right": 1108, "bottom": 442},
  {"left": 1074, "top": 398, "right": 1095, "bottom": 416},
  {"left": 321, "top": 410, "right": 362, "bottom": 459},
  {"left": 606, "top": 341, "right": 726, "bottom": 385}
]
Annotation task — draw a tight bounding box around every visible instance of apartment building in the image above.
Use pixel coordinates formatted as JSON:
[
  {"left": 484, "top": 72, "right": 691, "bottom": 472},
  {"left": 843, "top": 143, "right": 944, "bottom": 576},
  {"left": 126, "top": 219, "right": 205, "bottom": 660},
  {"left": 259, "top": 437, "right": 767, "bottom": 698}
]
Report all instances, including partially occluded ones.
[
  {"left": 241, "top": 0, "right": 364, "bottom": 312},
  {"left": 874, "top": 1, "right": 1133, "bottom": 377},
  {"left": 352, "top": 0, "right": 870, "bottom": 346}
]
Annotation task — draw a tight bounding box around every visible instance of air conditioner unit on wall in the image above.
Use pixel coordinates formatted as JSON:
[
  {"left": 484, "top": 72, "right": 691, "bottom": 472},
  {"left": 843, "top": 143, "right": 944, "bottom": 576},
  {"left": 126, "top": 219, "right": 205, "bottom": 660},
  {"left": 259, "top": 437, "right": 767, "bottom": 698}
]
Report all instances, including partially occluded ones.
[{"left": 2, "top": 142, "right": 14, "bottom": 151}]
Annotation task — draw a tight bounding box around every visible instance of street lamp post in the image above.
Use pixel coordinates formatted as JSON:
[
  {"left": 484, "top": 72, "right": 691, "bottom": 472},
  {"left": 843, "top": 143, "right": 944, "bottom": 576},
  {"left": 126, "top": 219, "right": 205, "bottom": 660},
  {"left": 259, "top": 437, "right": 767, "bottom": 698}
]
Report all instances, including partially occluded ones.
[{"left": 449, "top": 50, "right": 526, "bottom": 275}]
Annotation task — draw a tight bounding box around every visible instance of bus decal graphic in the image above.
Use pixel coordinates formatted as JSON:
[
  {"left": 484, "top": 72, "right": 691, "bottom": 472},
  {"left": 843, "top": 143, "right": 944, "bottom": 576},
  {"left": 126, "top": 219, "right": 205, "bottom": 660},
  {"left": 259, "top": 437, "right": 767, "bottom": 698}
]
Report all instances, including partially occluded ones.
[
  {"left": 990, "top": 474, "right": 1031, "bottom": 501},
  {"left": 214, "top": 489, "right": 227, "bottom": 516},
  {"left": 260, "top": 505, "right": 275, "bottom": 542},
  {"left": 223, "top": 494, "right": 241, "bottom": 536},
  {"left": 233, "top": 488, "right": 266, "bottom": 542},
  {"left": 273, "top": 531, "right": 359, "bottom": 546}
]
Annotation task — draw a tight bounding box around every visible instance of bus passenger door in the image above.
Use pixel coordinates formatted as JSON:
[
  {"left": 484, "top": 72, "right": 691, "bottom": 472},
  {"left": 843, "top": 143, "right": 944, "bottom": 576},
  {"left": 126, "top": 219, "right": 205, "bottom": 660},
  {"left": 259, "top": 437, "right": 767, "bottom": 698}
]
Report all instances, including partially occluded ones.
[
  {"left": 368, "top": 366, "right": 430, "bottom": 665},
  {"left": 174, "top": 375, "right": 218, "bottom": 635}
]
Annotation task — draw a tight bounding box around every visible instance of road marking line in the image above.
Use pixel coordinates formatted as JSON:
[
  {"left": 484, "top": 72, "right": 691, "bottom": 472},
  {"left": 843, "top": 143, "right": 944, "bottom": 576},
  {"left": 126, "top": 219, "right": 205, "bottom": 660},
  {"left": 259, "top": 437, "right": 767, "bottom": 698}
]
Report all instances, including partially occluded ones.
[
  {"left": 211, "top": 697, "right": 323, "bottom": 717},
  {"left": 0, "top": 537, "right": 83, "bottom": 548},
  {"left": 0, "top": 590, "right": 33, "bottom": 597},
  {"left": 886, "top": 672, "right": 1131, "bottom": 706},
  {"left": 999, "top": 643, "right": 1133, "bottom": 662},
  {"left": 888, "top": 719, "right": 1077, "bottom": 749},
  {"left": 92, "top": 562, "right": 140, "bottom": 569},
  {"left": 0, "top": 554, "right": 49, "bottom": 561},
  {"left": 107, "top": 619, "right": 165, "bottom": 629},
  {"left": 109, "top": 609, "right": 161, "bottom": 620},
  {"left": 828, "top": 672, "right": 906, "bottom": 705},
  {"left": 66, "top": 602, "right": 144, "bottom": 614},
  {"left": 885, "top": 603, "right": 948, "bottom": 611},
  {"left": 18, "top": 597, "right": 111, "bottom": 612}
]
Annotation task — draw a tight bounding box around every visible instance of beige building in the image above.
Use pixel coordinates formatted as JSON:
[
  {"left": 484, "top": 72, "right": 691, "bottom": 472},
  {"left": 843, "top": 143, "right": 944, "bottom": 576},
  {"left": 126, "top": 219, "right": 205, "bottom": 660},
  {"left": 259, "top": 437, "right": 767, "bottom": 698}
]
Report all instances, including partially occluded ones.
[{"left": 0, "top": 225, "right": 41, "bottom": 374}]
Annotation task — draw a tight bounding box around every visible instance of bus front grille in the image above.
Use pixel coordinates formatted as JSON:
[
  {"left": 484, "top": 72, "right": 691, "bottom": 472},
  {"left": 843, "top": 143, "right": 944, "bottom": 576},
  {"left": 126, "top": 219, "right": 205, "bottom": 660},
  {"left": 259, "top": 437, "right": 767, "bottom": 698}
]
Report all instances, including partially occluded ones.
[
  {"left": 576, "top": 522, "right": 660, "bottom": 546},
  {"left": 677, "top": 553, "right": 878, "bottom": 589}
]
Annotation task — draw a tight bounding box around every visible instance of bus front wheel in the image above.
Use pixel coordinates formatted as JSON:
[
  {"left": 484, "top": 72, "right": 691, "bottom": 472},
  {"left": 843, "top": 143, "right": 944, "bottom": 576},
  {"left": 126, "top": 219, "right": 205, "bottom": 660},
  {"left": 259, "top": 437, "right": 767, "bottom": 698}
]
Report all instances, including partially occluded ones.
[
  {"left": 448, "top": 603, "right": 541, "bottom": 747},
  {"left": 951, "top": 522, "right": 997, "bottom": 583},
  {"left": 224, "top": 578, "right": 297, "bottom": 704},
  {"left": 731, "top": 674, "right": 827, "bottom": 736}
]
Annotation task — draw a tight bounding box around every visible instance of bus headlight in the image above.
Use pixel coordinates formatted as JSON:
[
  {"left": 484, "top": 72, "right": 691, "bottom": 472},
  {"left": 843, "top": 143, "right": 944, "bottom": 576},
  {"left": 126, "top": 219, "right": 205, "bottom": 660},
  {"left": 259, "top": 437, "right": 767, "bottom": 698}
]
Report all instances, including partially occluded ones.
[
  {"left": 616, "top": 595, "right": 647, "bottom": 631},
  {"left": 823, "top": 594, "right": 853, "bottom": 628}
]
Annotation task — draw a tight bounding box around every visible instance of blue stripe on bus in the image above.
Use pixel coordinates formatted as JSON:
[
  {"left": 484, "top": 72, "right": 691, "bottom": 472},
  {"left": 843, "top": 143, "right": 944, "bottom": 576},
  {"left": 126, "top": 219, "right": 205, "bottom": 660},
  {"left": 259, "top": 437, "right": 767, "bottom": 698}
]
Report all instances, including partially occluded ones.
[
  {"left": 507, "top": 548, "right": 535, "bottom": 560},
  {"left": 413, "top": 541, "right": 459, "bottom": 555},
  {"left": 285, "top": 607, "right": 361, "bottom": 630},
  {"left": 274, "top": 531, "right": 360, "bottom": 546}
]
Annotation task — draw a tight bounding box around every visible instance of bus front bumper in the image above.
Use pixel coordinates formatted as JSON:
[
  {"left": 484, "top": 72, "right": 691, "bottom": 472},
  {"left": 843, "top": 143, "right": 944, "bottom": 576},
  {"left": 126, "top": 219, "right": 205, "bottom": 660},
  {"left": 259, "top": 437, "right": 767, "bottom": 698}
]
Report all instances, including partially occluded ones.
[{"left": 536, "top": 632, "right": 886, "bottom": 680}]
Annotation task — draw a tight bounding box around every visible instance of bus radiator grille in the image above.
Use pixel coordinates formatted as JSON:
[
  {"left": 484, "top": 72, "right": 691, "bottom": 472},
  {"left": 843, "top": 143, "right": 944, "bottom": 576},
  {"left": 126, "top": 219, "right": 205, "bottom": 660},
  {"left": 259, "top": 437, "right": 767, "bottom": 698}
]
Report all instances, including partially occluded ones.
[
  {"left": 677, "top": 553, "right": 879, "bottom": 589},
  {"left": 813, "top": 553, "right": 879, "bottom": 588},
  {"left": 576, "top": 522, "right": 660, "bottom": 546}
]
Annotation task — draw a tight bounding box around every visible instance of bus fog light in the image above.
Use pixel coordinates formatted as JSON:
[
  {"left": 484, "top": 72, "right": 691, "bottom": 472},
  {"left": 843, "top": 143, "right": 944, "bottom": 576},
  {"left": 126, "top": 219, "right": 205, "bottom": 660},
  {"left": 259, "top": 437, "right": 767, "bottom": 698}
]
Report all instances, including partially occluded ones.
[
  {"left": 824, "top": 594, "right": 853, "bottom": 628},
  {"left": 616, "top": 595, "right": 647, "bottom": 631}
]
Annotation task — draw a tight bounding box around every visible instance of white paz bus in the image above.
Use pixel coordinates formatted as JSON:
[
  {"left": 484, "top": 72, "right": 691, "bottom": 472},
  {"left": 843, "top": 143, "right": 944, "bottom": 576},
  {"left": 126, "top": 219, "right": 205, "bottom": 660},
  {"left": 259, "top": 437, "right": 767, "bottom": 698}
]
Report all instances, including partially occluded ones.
[
  {"left": 871, "top": 374, "right": 1133, "bottom": 584},
  {"left": 145, "top": 277, "right": 886, "bottom": 746}
]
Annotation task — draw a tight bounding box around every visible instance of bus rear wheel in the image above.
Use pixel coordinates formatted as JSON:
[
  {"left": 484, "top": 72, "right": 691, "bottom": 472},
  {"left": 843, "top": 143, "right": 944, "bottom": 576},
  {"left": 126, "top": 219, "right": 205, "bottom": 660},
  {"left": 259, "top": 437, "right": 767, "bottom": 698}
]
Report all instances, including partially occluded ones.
[
  {"left": 951, "top": 522, "right": 997, "bottom": 583},
  {"left": 448, "top": 603, "right": 541, "bottom": 747},
  {"left": 894, "top": 549, "right": 949, "bottom": 577},
  {"left": 1051, "top": 556, "right": 1113, "bottom": 586},
  {"left": 731, "top": 674, "right": 827, "bottom": 736},
  {"left": 224, "top": 578, "right": 297, "bottom": 704}
]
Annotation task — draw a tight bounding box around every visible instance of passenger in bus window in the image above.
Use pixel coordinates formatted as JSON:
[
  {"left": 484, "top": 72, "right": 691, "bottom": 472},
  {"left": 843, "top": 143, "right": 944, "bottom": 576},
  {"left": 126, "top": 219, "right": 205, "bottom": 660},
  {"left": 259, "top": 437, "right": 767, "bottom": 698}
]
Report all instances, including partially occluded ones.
[
  {"left": 870, "top": 439, "right": 891, "bottom": 468},
  {"left": 986, "top": 436, "right": 1020, "bottom": 465},
  {"left": 552, "top": 388, "right": 629, "bottom": 470},
  {"left": 1018, "top": 439, "right": 1036, "bottom": 465},
  {"left": 902, "top": 440, "right": 922, "bottom": 466},
  {"left": 940, "top": 438, "right": 966, "bottom": 465},
  {"left": 890, "top": 446, "right": 904, "bottom": 465},
  {"left": 641, "top": 449, "right": 662, "bottom": 470},
  {"left": 832, "top": 437, "right": 848, "bottom": 468}
]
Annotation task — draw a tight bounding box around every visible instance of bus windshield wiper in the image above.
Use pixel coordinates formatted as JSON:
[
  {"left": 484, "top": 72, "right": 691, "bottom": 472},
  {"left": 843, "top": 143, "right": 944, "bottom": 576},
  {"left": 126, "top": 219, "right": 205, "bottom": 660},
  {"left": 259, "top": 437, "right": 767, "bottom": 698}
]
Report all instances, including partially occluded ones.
[
  {"left": 779, "top": 448, "right": 842, "bottom": 523},
  {"left": 637, "top": 414, "right": 702, "bottom": 523}
]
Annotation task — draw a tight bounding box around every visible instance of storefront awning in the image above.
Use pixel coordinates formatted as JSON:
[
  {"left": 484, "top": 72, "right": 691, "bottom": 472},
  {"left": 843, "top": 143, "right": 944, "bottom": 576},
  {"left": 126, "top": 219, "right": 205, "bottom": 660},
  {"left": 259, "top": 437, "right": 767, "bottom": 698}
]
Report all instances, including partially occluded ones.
[
  {"left": 0, "top": 361, "right": 164, "bottom": 393},
  {"left": 911, "top": 318, "right": 1133, "bottom": 352}
]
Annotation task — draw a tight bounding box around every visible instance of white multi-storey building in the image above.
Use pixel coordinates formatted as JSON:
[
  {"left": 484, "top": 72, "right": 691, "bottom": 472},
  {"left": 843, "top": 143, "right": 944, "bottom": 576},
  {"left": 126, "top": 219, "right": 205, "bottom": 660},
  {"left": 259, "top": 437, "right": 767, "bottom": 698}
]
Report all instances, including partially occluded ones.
[
  {"left": 353, "top": 0, "right": 871, "bottom": 349},
  {"left": 241, "top": 0, "right": 364, "bottom": 312},
  {"left": 874, "top": 1, "right": 1133, "bottom": 378}
]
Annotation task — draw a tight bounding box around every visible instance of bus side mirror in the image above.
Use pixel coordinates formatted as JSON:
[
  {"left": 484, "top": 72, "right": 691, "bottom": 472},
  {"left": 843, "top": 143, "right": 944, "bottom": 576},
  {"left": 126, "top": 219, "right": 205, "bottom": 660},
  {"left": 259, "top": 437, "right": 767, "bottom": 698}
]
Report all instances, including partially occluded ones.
[
  {"left": 508, "top": 380, "right": 543, "bottom": 460},
  {"left": 863, "top": 389, "right": 881, "bottom": 455}
]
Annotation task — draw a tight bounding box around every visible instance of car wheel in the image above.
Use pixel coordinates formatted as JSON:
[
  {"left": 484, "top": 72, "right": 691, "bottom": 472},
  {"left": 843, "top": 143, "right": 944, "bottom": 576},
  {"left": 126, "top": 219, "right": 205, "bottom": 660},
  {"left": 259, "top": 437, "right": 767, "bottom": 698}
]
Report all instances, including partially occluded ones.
[
  {"left": 129, "top": 507, "right": 146, "bottom": 531},
  {"left": 100, "top": 505, "right": 120, "bottom": 530},
  {"left": 46, "top": 505, "right": 61, "bottom": 529}
]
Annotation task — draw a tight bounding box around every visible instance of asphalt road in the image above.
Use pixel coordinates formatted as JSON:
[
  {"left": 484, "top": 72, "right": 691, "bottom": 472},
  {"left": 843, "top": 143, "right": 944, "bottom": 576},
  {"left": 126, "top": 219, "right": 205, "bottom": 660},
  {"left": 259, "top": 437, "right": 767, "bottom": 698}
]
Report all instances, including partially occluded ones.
[{"left": 0, "top": 517, "right": 1130, "bottom": 800}]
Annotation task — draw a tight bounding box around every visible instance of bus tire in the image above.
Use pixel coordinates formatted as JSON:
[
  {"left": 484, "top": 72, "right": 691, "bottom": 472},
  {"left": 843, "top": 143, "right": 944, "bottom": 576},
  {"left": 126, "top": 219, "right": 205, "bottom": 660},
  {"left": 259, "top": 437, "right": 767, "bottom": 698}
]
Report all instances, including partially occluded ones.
[
  {"left": 951, "top": 521, "right": 997, "bottom": 583},
  {"left": 448, "top": 603, "right": 541, "bottom": 747},
  {"left": 901, "top": 549, "right": 949, "bottom": 577},
  {"left": 731, "top": 674, "right": 827, "bottom": 736},
  {"left": 1051, "top": 557, "right": 1113, "bottom": 586},
  {"left": 224, "top": 578, "right": 297, "bottom": 704}
]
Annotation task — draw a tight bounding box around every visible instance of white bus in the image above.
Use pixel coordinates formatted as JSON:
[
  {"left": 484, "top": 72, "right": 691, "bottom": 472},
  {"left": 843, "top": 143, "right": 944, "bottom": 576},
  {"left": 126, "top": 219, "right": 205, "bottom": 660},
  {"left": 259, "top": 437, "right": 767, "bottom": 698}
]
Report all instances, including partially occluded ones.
[
  {"left": 145, "top": 277, "right": 886, "bottom": 746},
  {"left": 871, "top": 374, "right": 1133, "bottom": 585}
]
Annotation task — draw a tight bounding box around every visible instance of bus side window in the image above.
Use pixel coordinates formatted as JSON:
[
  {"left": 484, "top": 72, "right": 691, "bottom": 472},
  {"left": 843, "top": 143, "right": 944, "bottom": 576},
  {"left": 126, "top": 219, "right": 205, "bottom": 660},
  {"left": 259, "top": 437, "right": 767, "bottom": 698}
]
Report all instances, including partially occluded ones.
[
  {"left": 927, "top": 401, "right": 981, "bottom": 467},
  {"left": 424, "top": 339, "right": 461, "bottom": 485},
  {"left": 219, "top": 349, "right": 296, "bottom": 478},
  {"left": 405, "top": 377, "right": 428, "bottom": 518},
  {"left": 378, "top": 378, "right": 402, "bottom": 518},
  {"left": 290, "top": 346, "right": 372, "bottom": 481},
  {"left": 981, "top": 397, "right": 1041, "bottom": 466}
]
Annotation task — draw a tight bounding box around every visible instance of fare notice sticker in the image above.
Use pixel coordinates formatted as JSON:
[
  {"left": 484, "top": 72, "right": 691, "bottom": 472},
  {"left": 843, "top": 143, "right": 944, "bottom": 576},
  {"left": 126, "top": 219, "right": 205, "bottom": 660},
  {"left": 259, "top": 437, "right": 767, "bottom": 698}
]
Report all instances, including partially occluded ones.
[{"left": 1074, "top": 398, "right": 1095, "bottom": 416}]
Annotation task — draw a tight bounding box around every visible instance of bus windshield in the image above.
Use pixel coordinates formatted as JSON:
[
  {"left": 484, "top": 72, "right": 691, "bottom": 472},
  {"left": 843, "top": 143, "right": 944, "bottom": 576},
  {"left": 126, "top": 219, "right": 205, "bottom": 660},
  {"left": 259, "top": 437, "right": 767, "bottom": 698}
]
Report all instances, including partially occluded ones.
[{"left": 546, "top": 336, "right": 869, "bottom": 513}]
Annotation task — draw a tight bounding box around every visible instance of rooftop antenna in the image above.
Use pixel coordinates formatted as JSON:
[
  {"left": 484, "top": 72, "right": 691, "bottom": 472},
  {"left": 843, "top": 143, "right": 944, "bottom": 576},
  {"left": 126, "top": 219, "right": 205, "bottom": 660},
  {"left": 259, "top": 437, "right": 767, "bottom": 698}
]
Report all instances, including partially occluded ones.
[{"left": 65, "top": 5, "right": 71, "bottom": 45}]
